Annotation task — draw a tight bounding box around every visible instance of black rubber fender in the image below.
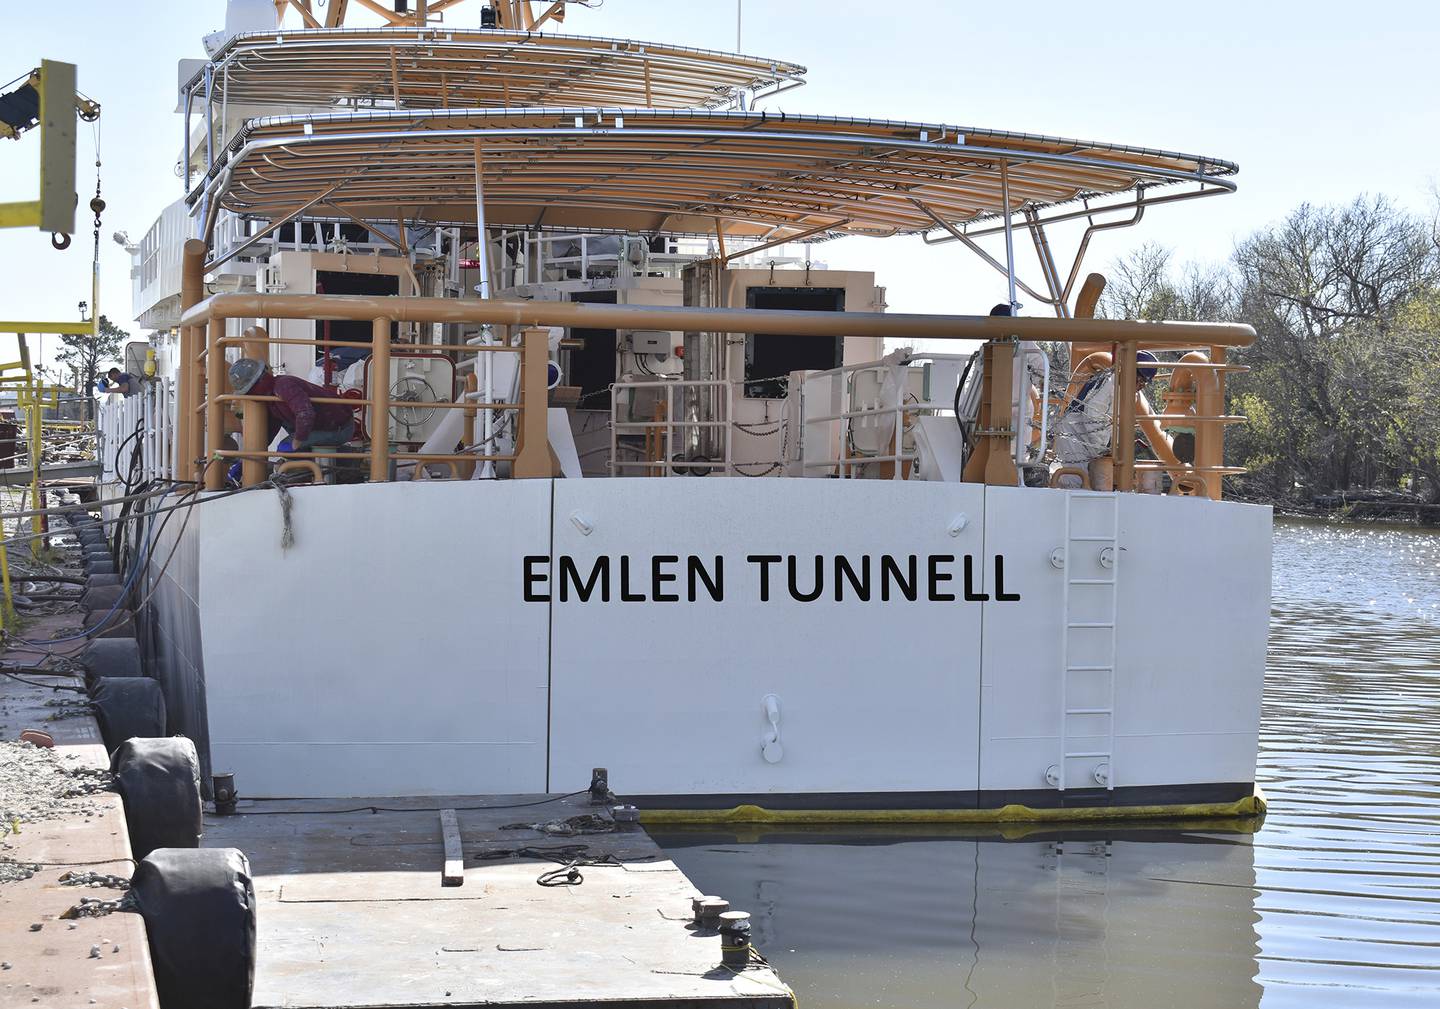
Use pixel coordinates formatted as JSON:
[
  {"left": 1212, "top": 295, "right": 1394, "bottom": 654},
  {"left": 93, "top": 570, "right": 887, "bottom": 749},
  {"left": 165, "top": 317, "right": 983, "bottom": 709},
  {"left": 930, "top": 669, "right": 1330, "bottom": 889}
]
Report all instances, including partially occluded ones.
[
  {"left": 80, "top": 638, "right": 144, "bottom": 679},
  {"left": 84, "top": 557, "right": 116, "bottom": 576},
  {"left": 90, "top": 676, "right": 166, "bottom": 751},
  {"left": 95, "top": 622, "right": 138, "bottom": 641},
  {"left": 131, "top": 847, "right": 256, "bottom": 1009},
  {"left": 111, "top": 737, "right": 201, "bottom": 858},
  {"left": 87, "top": 572, "right": 124, "bottom": 588},
  {"left": 91, "top": 611, "right": 138, "bottom": 639},
  {"left": 82, "top": 584, "right": 127, "bottom": 611}
]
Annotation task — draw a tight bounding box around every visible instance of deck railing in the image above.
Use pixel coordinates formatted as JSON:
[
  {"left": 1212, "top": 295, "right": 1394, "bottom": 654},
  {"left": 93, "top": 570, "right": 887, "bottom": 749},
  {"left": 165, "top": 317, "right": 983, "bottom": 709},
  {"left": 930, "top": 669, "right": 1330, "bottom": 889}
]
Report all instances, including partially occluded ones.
[
  {"left": 610, "top": 379, "right": 734, "bottom": 476},
  {"left": 177, "top": 239, "right": 1256, "bottom": 495},
  {"left": 177, "top": 242, "right": 552, "bottom": 489}
]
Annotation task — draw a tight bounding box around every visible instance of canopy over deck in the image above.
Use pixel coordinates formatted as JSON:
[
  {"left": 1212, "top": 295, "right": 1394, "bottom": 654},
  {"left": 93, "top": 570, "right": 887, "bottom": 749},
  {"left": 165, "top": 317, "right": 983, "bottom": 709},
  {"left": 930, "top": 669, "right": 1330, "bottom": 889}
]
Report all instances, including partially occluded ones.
[
  {"left": 187, "top": 30, "right": 806, "bottom": 111},
  {"left": 195, "top": 108, "right": 1237, "bottom": 243}
]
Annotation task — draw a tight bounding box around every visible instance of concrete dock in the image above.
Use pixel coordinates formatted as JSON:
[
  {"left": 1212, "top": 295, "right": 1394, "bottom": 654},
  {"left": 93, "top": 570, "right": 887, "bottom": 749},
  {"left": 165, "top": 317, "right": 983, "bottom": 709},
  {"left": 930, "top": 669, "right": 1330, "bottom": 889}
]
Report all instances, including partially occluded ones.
[
  {"left": 204, "top": 793, "right": 793, "bottom": 1009},
  {"left": 0, "top": 664, "right": 160, "bottom": 1009}
]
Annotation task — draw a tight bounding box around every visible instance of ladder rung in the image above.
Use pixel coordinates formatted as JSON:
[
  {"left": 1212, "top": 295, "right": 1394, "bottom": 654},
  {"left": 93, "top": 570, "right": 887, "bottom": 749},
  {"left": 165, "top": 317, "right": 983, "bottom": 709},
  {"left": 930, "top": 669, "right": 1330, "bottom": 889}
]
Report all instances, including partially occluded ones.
[
  {"left": 1066, "top": 664, "right": 1113, "bottom": 671},
  {"left": 1069, "top": 535, "right": 1116, "bottom": 542},
  {"left": 1067, "top": 621, "right": 1114, "bottom": 628},
  {"left": 1064, "top": 751, "right": 1111, "bottom": 759},
  {"left": 1069, "top": 578, "right": 1115, "bottom": 585},
  {"left": 1066, "top": 707, "right": 1112, "bottom": 715}
]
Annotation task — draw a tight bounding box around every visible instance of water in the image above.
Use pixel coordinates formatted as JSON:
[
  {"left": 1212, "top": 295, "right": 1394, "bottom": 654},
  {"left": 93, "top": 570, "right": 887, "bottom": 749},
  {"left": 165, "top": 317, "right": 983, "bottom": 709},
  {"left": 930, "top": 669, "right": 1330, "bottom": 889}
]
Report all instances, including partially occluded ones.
[{"left": 652, "top": 519, "right": 1440, "bottom": 1007}]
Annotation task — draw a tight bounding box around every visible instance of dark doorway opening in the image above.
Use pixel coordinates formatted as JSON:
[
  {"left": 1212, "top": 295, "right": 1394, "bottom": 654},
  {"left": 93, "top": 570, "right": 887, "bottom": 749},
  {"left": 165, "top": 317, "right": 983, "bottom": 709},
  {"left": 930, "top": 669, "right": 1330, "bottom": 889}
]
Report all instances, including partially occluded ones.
[
  {"left": 567, "top": 290, "right": 619, "bottom": 410},
  {"left": 315, "top": 271, "right": 399, "bottom": 368},
  {"left": 743, "top": 287, "right": 846, "bottom": 398}
]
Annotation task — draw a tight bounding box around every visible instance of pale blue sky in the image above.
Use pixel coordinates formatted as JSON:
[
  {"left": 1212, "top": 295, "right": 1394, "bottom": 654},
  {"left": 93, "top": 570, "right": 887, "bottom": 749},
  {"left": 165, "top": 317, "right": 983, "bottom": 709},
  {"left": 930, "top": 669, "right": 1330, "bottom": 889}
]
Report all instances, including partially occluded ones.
[{"left": 3, "top": 0, "right": 1437, "bottom": 366}]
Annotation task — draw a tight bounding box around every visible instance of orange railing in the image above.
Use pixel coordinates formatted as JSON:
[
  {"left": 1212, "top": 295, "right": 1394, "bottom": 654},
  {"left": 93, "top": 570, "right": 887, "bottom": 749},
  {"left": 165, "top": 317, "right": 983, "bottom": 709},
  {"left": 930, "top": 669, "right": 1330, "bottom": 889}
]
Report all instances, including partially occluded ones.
[
  {"left": 176, "top": 240, "right": 1255, "bottom": 496},
  {"left": 177, "top": 241, "right": 551, "bottom": 488}
]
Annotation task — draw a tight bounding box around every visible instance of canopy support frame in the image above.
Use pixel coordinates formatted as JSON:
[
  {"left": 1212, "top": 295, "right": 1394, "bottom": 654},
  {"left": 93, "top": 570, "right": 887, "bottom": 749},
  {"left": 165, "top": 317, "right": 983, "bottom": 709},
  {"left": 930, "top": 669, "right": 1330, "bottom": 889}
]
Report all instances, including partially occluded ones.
[{"left": 912, "top": 200, "right": 1057, "bottom": 308}]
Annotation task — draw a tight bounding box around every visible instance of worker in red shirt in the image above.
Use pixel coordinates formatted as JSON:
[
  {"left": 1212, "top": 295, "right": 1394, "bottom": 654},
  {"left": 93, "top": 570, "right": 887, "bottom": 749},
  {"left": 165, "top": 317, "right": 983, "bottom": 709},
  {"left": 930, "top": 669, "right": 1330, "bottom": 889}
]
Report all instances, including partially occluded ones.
[{"left": 228, "top": 358, "right": 357, "bottom": 450}]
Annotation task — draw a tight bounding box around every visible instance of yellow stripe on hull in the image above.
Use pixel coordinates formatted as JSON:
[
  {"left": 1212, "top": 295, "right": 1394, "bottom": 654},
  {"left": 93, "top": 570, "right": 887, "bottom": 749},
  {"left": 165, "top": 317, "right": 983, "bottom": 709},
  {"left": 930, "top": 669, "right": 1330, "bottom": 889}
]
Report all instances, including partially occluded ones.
[{"left": 639, "top": 789, "right": 1267, "bottom": 827}]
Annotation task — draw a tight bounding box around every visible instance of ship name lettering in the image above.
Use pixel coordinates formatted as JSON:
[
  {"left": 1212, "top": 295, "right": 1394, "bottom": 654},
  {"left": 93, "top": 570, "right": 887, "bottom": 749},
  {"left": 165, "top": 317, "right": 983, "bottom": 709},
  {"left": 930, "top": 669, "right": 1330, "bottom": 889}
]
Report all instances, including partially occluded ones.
[{"left": 523, "top": 554, "right": 1019, "bottom": 603}]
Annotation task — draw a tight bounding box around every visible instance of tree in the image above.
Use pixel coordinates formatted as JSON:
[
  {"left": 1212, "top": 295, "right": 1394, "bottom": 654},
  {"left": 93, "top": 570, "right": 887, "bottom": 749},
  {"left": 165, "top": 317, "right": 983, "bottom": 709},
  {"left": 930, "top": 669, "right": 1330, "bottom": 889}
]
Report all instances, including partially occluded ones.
[
  {"left": 57, "top": 315, "right": 127, "bottom": 420},
  {"left": 1099, "top": 243, "right": 1234, "bottom": 323},
  {"left": 1097, "top": 196, "right": 1440, "bottom": 503},
  {"left": 1230, "top": 196, "right": 1440, "bottom": 497}
]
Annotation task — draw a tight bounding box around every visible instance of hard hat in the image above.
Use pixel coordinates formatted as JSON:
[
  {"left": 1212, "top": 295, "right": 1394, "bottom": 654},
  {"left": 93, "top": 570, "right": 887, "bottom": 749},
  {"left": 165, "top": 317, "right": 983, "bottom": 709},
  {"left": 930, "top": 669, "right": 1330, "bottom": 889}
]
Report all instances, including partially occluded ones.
[
  {"left": 1136, "top": 350, "right": 1159, "bottom": 383},
  {"left": 229, "top": 358, "right": 266, "bottom": 395}
]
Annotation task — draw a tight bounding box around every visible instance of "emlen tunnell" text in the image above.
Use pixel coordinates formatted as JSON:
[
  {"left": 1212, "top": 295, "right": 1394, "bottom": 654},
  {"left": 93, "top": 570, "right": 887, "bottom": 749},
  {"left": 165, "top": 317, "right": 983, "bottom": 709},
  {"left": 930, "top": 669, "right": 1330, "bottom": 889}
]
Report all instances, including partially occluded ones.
[{"left": 522, "top": 554, "right": 1021, "bottom": 603}]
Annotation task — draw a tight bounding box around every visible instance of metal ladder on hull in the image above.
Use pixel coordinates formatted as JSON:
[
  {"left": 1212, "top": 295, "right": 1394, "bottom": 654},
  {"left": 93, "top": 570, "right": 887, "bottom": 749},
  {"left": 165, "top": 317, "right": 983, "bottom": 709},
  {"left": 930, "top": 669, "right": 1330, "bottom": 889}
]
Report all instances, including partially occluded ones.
[{"left": 1055, "top": 492, "right": 1119, "bottom": 792}]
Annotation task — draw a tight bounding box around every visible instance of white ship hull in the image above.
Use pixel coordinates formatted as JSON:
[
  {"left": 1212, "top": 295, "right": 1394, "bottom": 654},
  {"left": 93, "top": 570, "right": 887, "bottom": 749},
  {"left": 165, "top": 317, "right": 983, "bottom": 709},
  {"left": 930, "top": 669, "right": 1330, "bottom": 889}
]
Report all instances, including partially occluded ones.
[{"left": 139, "top": 478, "right": 1271, "bottom": 815}]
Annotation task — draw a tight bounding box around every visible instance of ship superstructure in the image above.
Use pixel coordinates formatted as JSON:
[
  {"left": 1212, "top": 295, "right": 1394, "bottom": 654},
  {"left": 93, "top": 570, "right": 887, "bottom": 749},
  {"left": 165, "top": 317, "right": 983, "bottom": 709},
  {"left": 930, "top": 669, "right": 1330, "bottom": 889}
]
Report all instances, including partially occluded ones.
[{"left": 102, "top": 0, "right": 1271, "bottom": 820}]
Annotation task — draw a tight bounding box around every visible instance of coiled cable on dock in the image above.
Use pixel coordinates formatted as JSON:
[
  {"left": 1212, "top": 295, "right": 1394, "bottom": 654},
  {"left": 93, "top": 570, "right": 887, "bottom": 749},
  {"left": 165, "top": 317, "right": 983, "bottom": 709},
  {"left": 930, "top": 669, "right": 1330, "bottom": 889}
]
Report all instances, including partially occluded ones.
[{"left": 473, "top": 842, "right": 630, "bottom": 887}]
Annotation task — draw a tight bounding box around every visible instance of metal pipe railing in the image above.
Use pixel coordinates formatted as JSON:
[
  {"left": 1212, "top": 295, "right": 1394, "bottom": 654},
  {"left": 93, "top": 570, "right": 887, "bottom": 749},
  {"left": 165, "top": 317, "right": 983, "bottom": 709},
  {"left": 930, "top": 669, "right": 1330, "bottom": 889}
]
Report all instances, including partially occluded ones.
[
  {"left": 180, "top": 293, "right": 1256, "bottom": 348},
  {"left": 611, "top": 379, "right": 733, "bottom": 478},
  {"left": 184, "top": 296, "right": 553, "bottom": 486},
  {"left": 180, "top": 292, "right": 1254, "bottom": 493}
]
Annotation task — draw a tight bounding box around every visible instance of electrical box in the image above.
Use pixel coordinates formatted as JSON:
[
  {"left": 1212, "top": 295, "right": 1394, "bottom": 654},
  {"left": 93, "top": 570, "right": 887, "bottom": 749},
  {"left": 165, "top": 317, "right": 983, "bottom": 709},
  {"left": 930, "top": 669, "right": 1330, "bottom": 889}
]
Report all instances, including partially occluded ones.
[{"left": 629, "top": 330, "right": 671, "bottom": 355}]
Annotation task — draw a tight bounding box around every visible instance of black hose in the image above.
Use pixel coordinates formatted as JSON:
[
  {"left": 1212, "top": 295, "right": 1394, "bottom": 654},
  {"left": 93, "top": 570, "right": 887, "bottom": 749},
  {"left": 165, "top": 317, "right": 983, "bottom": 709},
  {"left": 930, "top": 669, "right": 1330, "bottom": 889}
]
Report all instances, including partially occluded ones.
[{"left": 953, "top": 349, "right": 979, "bottom": 451}]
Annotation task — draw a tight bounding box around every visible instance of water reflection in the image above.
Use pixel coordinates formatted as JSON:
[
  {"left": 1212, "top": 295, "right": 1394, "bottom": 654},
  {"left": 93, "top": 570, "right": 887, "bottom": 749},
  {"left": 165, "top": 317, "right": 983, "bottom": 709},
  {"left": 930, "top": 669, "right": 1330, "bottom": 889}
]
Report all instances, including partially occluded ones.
[
  {"left": 654, "top": 824, "right": 1263, "bottom": 1009},
  {"left": 1259, "top": 521, "right": 1440, "bottom": 1007},
  {"left": 652, "top": 520, "right": 1440, "bottom": 1007},
  {"left": 1271, "top": 517, "right": 1440, "bottom": 625}
]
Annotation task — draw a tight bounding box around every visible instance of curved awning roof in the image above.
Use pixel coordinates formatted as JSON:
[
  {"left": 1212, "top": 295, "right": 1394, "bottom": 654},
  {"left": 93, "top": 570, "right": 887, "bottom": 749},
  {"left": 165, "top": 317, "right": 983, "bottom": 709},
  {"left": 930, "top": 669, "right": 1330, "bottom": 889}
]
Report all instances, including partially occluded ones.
[
  {"left": 197, "top": 108, "right": 1238, "bottom": 241},
  {"left": 188, "top": 29, "right": 806, "bottom": 111}
]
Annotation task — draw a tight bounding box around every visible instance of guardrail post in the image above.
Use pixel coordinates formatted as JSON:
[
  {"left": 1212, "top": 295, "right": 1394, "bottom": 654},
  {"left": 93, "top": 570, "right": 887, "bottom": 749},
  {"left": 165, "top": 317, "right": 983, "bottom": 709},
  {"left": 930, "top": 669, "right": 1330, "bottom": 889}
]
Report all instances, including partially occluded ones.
[
  {"left": 204, "top": 318, "right": 226, "bottom": 490},
  {"left": 964, "top": 339, "right": 1020, "bottom": 486},
  {"left": 1209, "top": 345, "right": 1226, "bottom": 501},
  {"left": 370, "top": 317, "right": 391, "bottom": 482},
  {"left": 179, "top": 239, "right": 206, "bottom": 482},
  {"left": 239, "top": 325, "right": 270, "bottom": 488},
  {"left": 513, "top": 326, "right": 550, "bottom": 479},
  {"left": 1113, "top": 340, "right": 1138, "bottom": 492}
]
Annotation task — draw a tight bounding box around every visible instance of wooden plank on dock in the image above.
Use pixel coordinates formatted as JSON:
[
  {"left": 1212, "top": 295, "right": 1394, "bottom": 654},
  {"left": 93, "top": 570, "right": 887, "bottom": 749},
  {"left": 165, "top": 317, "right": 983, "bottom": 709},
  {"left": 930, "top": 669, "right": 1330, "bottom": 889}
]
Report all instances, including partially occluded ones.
[{"left": 439, "top": 808, "right": 463, "bottom": 887}]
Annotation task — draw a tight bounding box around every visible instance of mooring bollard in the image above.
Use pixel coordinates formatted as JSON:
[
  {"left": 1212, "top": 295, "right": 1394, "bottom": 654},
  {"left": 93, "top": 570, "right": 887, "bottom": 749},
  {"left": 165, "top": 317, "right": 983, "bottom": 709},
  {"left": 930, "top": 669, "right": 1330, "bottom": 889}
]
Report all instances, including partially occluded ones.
[
  {"left": 691, "top": 895, "right": 729, "bottom": 928},
  {"left": 213, "top": 773, "right": 238, "bottom": 816},
  {"left": 718, "top": 910, "right": 752, "bottom": 967}
]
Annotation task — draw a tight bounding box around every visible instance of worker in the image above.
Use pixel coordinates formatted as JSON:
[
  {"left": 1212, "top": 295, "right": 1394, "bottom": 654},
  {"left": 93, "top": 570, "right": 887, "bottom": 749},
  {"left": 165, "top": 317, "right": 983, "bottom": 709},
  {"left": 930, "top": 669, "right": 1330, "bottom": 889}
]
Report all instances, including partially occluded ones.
[
  {"left": 103, "top": 368, "right": 139, "bottom": 397},
  {"left": 1052, "top": 350, "right": 1159, "bottom": 466},
  {"left": 228, "top": 358, "right": 356, "bottom": 451}
]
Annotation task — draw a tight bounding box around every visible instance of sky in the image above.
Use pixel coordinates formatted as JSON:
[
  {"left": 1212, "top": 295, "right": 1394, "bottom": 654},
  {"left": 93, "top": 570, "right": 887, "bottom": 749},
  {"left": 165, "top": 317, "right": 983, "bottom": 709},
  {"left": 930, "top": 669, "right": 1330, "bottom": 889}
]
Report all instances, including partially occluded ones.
[{"left": 3, "top": 0, "right": 1438, "bottom": 370}]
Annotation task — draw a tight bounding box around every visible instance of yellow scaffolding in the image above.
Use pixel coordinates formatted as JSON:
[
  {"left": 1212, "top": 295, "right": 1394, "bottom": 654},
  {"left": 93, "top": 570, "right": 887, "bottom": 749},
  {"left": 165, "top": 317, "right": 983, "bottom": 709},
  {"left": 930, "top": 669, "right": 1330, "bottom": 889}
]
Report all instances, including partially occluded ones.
[{"left": 0, "top": 335, "right": 77, "bottom": 628}]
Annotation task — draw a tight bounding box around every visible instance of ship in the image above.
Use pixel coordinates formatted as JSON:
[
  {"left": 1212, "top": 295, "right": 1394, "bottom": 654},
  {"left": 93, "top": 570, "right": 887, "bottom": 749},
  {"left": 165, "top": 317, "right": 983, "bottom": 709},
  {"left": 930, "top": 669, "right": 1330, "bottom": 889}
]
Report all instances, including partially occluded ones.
[{"left": 99, "top": 0, "right": 1271, "bottom": 822}]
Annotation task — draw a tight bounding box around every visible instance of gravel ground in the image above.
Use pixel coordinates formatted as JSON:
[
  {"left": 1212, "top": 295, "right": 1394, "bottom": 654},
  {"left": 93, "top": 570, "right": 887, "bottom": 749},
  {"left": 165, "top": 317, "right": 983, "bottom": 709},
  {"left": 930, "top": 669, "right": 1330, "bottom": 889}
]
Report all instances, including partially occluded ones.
[
  {"left": 0, "top": 739, "right": 114, "bottom": 829},
  {"left": 1, "top": 741, "right": 115, "bottom": 885}
]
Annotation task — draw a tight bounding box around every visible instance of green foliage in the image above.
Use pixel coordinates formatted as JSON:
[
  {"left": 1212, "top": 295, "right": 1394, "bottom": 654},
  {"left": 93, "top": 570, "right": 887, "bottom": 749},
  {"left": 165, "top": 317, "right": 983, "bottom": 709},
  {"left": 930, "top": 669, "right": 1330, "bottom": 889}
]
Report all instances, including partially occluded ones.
[
  {"left": 55, "top": 315, "right": 127, "bottom": 420},
  {"left": 1102, "top": 196, "right": 1440, "bottom": 502}
]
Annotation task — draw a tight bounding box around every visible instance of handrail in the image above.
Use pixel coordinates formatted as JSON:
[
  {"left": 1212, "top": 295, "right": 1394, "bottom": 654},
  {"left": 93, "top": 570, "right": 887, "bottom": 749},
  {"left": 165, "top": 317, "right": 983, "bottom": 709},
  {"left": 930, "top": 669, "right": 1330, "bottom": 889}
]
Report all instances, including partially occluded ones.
[
  {"left": 179, "top": 293, "right": 1256, "bottom": 348},
  {"left": 1054, "top": 347, "right": 1240, "bottom": 499},
  {"left": 184, "top": 301, "right": 552, "bottom": 488},
  {"left": 176, "top": 286, "right": 1254, "bottom": 494},
  {"left": 611, "top": 379, "right": 733, "bottom": 477}
]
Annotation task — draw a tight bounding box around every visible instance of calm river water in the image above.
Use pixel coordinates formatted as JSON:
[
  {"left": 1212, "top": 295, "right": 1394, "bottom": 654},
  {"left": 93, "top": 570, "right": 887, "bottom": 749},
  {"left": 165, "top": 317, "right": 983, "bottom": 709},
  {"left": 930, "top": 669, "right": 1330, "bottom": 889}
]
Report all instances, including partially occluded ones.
[{"left": 652, "top": 518, "right": 1440, "bottom": 1007}]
